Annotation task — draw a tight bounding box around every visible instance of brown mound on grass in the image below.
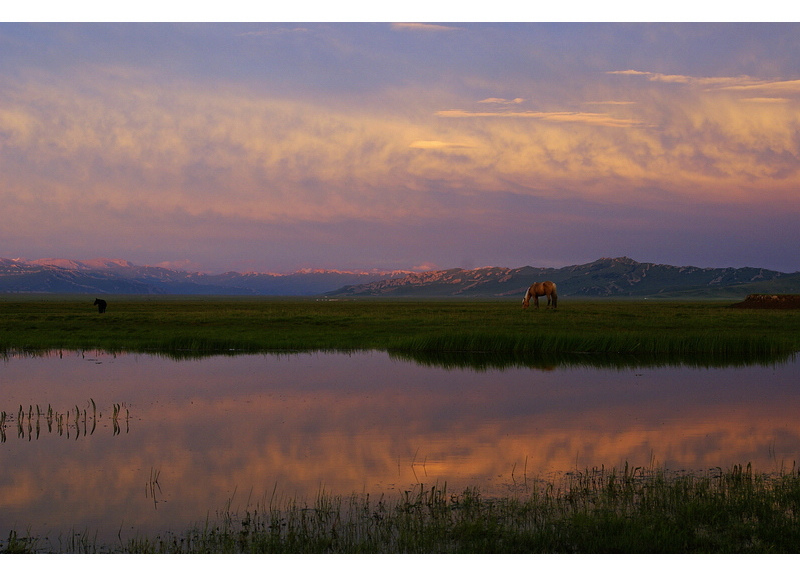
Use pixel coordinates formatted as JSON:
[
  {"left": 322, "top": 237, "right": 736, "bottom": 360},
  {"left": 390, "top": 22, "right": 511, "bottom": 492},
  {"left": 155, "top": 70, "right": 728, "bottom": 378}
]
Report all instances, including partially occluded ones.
[{"left": 730, "top": 294, "right": 800, "bottom": 309}]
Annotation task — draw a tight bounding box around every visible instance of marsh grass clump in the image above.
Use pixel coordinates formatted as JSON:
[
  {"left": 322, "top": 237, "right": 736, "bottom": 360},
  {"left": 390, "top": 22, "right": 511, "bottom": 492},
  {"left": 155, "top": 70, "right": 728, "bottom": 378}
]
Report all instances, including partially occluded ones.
[
  {"left": 89, "top": 464, "right": 800, "bottom": 554},
  {"left": 0, "top": 530, "right": 40, "bottom": 553},
  {"left": 0, "top": 399, "right": 128, "bottom": 442}
]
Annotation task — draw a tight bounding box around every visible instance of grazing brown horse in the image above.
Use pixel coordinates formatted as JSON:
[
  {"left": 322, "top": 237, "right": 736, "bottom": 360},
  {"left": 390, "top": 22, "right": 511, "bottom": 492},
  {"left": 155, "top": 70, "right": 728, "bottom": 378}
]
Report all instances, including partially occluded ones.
[{"left": 522, "top": 281, "right": 557, "bottom": 309}]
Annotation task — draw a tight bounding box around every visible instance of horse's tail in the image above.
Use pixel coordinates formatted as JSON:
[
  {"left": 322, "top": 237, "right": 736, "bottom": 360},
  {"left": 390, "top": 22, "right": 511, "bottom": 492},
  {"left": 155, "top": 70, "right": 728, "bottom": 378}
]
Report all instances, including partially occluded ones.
[{"left": 551, "top": 283, "right": 558, "bottom": 308}]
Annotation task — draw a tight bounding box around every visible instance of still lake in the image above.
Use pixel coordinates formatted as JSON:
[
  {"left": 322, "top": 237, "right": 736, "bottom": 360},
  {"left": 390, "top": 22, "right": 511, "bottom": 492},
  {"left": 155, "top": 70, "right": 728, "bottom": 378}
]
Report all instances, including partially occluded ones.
[{"left": 1, "top": 350, "right": 799, "bottom": 546}]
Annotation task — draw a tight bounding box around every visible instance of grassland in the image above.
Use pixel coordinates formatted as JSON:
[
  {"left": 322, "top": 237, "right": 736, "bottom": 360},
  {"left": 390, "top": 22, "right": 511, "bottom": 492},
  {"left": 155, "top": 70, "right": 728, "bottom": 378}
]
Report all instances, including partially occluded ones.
[
  {"left": 1, "top": 296, "right": 799, "bottom": 365},
  {"left": 5, "top": 464, "right": 800, "bottom": 553}
]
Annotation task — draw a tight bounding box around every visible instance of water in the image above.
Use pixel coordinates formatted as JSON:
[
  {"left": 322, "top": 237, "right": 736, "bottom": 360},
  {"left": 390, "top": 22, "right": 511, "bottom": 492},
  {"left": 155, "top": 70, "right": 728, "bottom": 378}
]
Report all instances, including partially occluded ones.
[{"left": 1, "top": 350, "right": 799, "bottom": 547}]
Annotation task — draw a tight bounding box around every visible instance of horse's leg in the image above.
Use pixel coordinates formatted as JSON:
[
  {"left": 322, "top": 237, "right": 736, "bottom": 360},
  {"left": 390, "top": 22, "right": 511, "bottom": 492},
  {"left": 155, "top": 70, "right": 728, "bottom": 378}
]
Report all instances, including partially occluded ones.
[{"left": 534, "top": 294, "right": 539, "bottom": 309}]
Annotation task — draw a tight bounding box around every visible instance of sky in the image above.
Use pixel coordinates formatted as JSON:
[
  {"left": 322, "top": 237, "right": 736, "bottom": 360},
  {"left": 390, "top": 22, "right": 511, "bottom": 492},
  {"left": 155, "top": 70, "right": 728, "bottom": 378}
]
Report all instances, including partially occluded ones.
[{"left": 2, "top": 11, "right": 800, "bottom": 274}]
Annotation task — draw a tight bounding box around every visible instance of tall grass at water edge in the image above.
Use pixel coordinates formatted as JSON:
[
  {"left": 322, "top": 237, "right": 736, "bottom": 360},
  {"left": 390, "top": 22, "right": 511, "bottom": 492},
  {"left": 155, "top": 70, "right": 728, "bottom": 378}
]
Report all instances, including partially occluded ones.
[
  {"left": 5, "top": 464, "right": 800, "bottom": 553},
  {"left": 390, "top": 330, "right": 793, "bottom": 359},
  {"left": 121, "top": 464, "right": 800, "bottom": 554}
]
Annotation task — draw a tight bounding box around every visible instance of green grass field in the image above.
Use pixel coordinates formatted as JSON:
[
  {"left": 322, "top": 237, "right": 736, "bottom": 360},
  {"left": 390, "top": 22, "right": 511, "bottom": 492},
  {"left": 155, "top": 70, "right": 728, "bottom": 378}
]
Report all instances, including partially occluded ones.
[{"left": 1, "top": 296, "right": 799, "bottom": 365}]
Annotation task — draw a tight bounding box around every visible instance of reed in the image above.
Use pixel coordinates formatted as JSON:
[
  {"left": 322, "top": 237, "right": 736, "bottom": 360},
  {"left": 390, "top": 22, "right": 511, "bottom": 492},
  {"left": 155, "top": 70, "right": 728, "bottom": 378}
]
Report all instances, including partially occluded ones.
[
  {"left": 22, "top": 463, "right": 792, "bottom": 554},
  {"left": 0, "top": 399, "right": 127, "bottom": 442},
  {"left": 6, "top": 463, "right": 800, "bottom": 553},
  {"left": 146, "top": 467, "right": 163, "bottom": 509}
]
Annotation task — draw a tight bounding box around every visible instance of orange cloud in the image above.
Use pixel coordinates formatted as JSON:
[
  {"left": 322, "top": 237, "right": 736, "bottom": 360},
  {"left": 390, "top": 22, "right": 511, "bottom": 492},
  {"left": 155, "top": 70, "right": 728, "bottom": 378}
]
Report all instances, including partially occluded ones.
[
  {"left": 477, "top": 97, "right": 526, "bottom": 105},
  {"left": 436, "top": 109, "right": 644, "bottom": 128},
  {"left": 610, "top": 69, "right": 800, "bottom": 97},
  {"left": 2, "top": 63, "right": 800, "bottom": 241},
  {"left": 408, "top": 140, "right": 474, "bottom": 149},
  {"left": 391, "top": 23, "right": 462, "bottom": 33},
  {"left": 719, "top": 79, "right": 800, "bottom": 94},
  {"left": 608, "top": 70, "right": 762, "bottom": 87}
]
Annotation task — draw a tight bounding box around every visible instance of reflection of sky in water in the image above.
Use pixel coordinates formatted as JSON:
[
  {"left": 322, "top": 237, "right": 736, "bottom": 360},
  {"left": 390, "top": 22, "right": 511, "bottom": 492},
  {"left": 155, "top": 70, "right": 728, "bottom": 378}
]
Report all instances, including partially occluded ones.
[{"left": 1, "top": 351, "right": 799, "bottom": 544}]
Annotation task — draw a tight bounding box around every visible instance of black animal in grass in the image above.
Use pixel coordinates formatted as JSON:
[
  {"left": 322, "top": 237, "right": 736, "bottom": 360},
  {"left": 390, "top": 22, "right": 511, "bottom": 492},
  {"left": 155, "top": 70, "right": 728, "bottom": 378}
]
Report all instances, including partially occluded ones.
[{"left": 93, "top": 298, "right": 107, "bottom": 314}]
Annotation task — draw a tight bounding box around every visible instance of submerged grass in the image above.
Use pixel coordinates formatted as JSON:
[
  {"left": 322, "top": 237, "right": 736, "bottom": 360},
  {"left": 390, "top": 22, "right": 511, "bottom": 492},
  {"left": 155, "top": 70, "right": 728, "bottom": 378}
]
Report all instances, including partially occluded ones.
[
  {"left": 7, "top": 464, "right": 800, "bottom": 553},
  {"left": 1, "top": 297, "right": 799, "bottom": 365},
  {"left": 0, "top": 399, "right": 129, "bottom": 442}
]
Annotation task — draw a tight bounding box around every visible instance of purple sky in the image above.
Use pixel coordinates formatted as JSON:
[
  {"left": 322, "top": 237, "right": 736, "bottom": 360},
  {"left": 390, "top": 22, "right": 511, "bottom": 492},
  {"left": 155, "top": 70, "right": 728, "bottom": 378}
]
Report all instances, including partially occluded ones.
[{"left": 2, "top": 15, "right": 800, "bottom": 273}]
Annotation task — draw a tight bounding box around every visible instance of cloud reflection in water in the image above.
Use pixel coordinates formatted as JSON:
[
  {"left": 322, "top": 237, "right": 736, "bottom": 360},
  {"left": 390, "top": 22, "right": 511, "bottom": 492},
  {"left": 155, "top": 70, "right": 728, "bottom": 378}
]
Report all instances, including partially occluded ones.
[{"left": 0, "top": 350, "right": 798, "bottom": 543}]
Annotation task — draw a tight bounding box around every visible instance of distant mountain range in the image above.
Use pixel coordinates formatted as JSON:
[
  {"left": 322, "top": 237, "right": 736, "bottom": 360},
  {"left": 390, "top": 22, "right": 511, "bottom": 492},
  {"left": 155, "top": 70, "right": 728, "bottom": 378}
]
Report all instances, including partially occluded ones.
[
  {"left": 327, "top": 257, "right": 800, "bottom": 299},
  {"left": 1, "top": 256, "right": 798, "bottom": 298},
  {"left": 0, "top": 258, "right": 407, "bottom": 296}
]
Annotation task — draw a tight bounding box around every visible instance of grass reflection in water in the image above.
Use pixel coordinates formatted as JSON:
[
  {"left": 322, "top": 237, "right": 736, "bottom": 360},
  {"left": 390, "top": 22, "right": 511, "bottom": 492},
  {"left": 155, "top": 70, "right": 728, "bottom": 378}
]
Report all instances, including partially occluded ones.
[{"left": 390, "top": 349, "right": 797, "bottom": 371}]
